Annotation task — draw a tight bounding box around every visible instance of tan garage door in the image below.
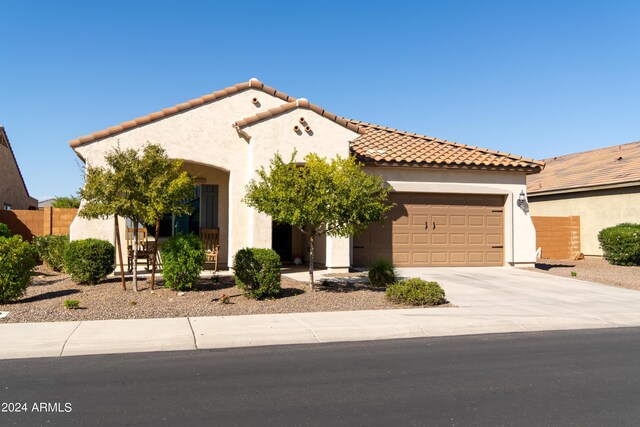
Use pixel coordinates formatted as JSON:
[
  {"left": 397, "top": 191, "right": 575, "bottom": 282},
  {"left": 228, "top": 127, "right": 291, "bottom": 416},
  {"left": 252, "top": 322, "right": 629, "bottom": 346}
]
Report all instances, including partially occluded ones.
[{"left": 353, "top": 193, "right": 504, "bottom": 267}]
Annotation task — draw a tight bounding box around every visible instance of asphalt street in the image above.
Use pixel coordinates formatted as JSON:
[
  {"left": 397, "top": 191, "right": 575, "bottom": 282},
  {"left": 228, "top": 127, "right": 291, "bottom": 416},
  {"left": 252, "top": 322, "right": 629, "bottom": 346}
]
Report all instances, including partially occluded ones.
[{"left": 2, "top": 328, "right": 640, "bottom": 426}]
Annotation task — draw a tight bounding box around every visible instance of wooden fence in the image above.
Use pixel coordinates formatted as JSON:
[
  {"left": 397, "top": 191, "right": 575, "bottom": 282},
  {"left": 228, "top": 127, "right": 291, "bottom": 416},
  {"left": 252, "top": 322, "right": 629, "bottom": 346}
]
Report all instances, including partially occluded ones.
[
  {"left": 532, "top": 216, "right": 581, "bottom": 260},
  {"left": 0, "top": 207, "right": 77, "bottom": 241}
]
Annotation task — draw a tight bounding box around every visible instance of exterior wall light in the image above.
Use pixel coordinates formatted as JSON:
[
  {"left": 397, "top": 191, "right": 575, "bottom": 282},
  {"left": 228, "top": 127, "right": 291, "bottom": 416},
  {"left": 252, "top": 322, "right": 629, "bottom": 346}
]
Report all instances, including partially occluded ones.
[{"left": 516, "top": 190, "right": 529, "bottom": 214}]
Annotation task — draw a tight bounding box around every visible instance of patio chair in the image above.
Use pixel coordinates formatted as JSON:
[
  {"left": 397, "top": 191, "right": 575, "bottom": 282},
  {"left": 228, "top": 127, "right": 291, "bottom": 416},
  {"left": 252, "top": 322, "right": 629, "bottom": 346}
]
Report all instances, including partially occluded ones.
[
  {"left": 125, "top": 227, "right": 158, "bottom": 272},
  {"left": 200, "top": 228, "right": 219, "bottom": 272}
]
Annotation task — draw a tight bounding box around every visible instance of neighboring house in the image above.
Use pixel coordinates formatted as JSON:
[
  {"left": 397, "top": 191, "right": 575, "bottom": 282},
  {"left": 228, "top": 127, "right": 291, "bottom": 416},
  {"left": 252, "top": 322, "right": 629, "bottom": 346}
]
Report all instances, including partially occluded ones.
[
  {"left": 69, "top": 79, "right": 544, "bottom": 270},
  {"left": 528, "top": 141, "right": 640, "bottom": 257},
  {"left": 0, "top": 126, "right": 38, "bottom": 210},
  {"left": 38, "top": 198, "right": 55, "bottom": 209}
]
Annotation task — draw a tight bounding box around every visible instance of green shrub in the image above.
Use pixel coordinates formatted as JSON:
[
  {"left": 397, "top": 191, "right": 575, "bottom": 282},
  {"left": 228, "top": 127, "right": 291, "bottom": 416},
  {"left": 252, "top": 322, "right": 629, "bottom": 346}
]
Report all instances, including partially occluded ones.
[
  {"left": 161, "top": 234, "right": 205, "bottom": 291},
  {"left": 64, "top": 239, "right": 114, "bottom": 285},
  {"left": 0, "top": 223, "right": 11, "bottom": 238},
  {"left": 64, "top": 299, "right": 80, "bottom": 309},
  {"left": 233, "top": 248, "right": 281, "bottom": 299},
  {"left": 386, "top": 278, "right": 446, "bottom": 306},
  {"left": 32, "top": 235, "right": 69, "bottom": 272},
  {"left": 598, "top": 223, "right": 640, "bottom": 266},
  {"left": 368, "top": 259, "right": 396, "bottom": 287},
  {"left": 0, "top": 235, "right": 37, "bottom": 302}
]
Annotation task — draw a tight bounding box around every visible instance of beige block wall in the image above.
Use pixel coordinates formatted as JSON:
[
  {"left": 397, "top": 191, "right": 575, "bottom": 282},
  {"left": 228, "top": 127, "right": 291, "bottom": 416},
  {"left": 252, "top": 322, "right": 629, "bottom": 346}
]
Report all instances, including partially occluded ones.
[
  {"left": 529, "top": 186, "right": 640, "bottom": 256},
  {"left": 0, "top": 208, "right": 77, "bottom": 241},
  {"left": 366, "top": 167, "right": 537, "bottom": 266},
  {"left": 531, "top": 216, "right": 581, "bottom": 259}
]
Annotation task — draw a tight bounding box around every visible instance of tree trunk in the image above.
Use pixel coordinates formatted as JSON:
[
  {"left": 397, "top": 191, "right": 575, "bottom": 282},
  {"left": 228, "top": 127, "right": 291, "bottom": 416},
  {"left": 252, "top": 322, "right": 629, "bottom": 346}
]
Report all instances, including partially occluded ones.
[
  {"left": 132, "top": 220, "right": 139, "bottom": 292},
  {"left": 308, "top": 232, "right": 315, "bottom": 291},
  {"left": 114, "top": 215, "right": 126, "bottom": 291},
  {"left": 150, "top": 218, "right": 160, "bottom": 290}
]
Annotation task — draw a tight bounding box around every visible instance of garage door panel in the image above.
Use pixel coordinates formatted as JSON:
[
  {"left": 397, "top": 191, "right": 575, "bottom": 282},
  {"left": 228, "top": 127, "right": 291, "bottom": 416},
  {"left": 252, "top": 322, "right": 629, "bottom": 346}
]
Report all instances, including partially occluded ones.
[
  {"left": 450, "top": 234, "right": 466, "bottom": 245},
  {"left": 411, "top": 252, "right": 429, "bottom": 263},
  {"left": 394, "top": 253, "right": 410, "bottom": 265},
  {"left": 430, "top": 252, "right": 447, "bottom": 264},
  {"left": 487, "top": 216, "right": 502, "bottom": 227},
  {"left": 431, "top": 233, "right": 448, "bottom": 245},
  {"left": 450, "top": 252, "right": 466, "bottom": 263},
  {"left": 468, "top": 233, "right": 485, "bottom": 245},
  {"left": 412, "top": 234, "right": 428, "bottom": 245},
  {"left": 412, "top": 214, "right": 429, "bottom": 227},
  {"left": 468, "top": 216, "right": 485, "bottom": 227},
  {"left": 393, "top": 233, "right": 410, "bottom": 245},
  {"left": 487, "top": 234, "right": 502, "bottom": 245},
  {"left": 450, "top": 215, "right": 466, "bottom": 226}
]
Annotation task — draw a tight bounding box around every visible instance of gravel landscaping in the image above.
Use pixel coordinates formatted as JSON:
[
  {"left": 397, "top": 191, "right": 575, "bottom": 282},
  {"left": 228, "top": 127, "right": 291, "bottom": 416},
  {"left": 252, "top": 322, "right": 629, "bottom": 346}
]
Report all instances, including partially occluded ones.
[
  {"left": 529, "top": 257, "right": 640, "bottom": 290},
  {"left": 0, "top": 266, "right": 447, "bottom": 324}
]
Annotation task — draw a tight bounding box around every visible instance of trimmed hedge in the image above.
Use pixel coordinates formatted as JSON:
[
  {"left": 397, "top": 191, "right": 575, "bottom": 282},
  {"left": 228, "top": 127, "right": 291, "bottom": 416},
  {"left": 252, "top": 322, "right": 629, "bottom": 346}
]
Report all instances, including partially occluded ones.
[
  {"left": 0, "top": 235, "right": 37, "bottom": 302},
  {"left": 64, "top": 239, "right": 115, "bottom": 285},
  {"left": 0, "top": 223, "right": 11, "bottom": 239},
  {"left": 33, "top": 235, "right": 69, "bottom": 272},
  {"left": 368, "top": 259, "right": 396, "bottom": 287},
  {"left": 233, "top": 248, "right": 281, "bottom": 299},
  {"left": 598, "top": 223, "right": 640, "bottom": 266},
  {"left": 161, "top": 234, "right": 205, "bottom": 291},
  {"left": 386, "top": 278, "right": 446, "bottom": 306}
]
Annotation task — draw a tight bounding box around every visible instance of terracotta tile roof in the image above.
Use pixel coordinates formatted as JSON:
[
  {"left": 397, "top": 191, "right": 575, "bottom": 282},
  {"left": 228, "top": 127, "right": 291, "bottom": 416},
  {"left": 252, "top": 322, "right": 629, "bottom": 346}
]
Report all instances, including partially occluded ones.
[
  {"left": 234, "top": 99, "right": 366, "bottom": 134},
  {"left": 0, "top": 126, "right": 34, "bottom": 200},
  {"left": 69, "top": 79, "right": 544, "bottom": 174},
  {"left": 348, "top": 120, "right": 545, "bottom": 174},
  {"left": 69, "top": 79, "right": 295, "bottom": 147},
  {"left": 527, "top": 141, "right": 640, "bottom": 194}
]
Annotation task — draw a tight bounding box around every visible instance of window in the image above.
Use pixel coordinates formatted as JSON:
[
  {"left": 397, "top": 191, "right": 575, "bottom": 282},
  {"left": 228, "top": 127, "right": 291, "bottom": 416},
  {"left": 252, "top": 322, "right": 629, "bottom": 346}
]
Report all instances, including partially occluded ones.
[{"left": 3, "top": 204, "right": 12, "bottom": 210}]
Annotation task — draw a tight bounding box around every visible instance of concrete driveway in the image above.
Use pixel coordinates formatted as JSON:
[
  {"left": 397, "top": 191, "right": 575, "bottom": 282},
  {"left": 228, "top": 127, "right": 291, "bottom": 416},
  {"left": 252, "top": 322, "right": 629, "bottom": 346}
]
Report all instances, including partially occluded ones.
[{"left": 396, "top": 266, "right": 640, "bottom": 328}]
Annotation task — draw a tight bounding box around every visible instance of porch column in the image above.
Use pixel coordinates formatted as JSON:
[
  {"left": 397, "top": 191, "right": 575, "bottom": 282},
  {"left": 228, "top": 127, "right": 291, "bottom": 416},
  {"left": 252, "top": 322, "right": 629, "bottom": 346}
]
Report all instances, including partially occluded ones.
[{"left": 325, "top": 235, "right": 350, "bottom": 273}]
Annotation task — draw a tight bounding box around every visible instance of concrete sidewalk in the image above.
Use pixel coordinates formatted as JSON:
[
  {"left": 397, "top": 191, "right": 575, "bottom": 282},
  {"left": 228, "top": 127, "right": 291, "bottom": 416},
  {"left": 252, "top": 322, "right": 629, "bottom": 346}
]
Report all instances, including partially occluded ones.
[{"left": 2, "top": 267, "right": 640, "bottom": 359}]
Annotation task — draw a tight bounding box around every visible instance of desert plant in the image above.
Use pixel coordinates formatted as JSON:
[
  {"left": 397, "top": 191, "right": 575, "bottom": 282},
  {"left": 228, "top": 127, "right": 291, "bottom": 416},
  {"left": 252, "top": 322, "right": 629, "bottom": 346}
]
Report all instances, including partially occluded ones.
[
  {"left": 0, "top": 223, "right": 11, "bottom": 238},
  {"left": 386, "top": 278, "right": 446, "bottom": 306},
  {"left": 598, "top": 223, "right": 640, "bottom": 266},
  {"left": 233, "top": 248, "right": 282, "bottom": 299},
  {"left": 368, "top": 259, "right": 396, "bottom": 287},
  {"left": 32, "top": 235, "right": 69, "bottom": 272},
  {"left": 0, "top": 235, "right": 37, "bottom": 302},
  {"left": 161, "top": 234, "right": 205, "bottom": 291},
  {"left": 570, "top": 271, "right": 577, "bottom": 277},
  {"left": 51, "top": 195, "right": 81, "bottom": 208},
  {"left": 64, "top": 299, "right": 80, "bottom": 309},
  {"left": 64, "top": 239, "right": 115, "bottom": 285}
]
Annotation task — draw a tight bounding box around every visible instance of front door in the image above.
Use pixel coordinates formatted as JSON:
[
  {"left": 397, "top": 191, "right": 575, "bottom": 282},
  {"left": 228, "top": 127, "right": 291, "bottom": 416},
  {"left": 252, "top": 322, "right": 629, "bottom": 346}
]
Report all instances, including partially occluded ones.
[{"left": 272, "top": 222, "right": 292, "bottom": 263}]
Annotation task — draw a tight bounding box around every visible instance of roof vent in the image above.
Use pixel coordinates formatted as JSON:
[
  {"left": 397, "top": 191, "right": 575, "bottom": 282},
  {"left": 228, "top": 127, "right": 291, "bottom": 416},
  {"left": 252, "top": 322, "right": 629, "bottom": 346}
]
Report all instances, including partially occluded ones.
[{"left": 617, "top": 156, "right": 623, "bottom": 161}]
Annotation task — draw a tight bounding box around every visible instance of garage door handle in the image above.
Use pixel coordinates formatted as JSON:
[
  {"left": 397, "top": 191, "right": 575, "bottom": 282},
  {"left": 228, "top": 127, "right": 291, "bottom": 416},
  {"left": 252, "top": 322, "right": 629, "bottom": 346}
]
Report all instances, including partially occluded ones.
[
  {"left": 425, "top": 222, "right": 428, "bottom": 230},
  {"left": 433, "top": 222, "right": 436, "bottom": 230},
  {"left": 492, "top": 245, "right": 503, "bottom": 249},
  {"left": 353, "top": 246, "right": 365, "bottom": 249}
]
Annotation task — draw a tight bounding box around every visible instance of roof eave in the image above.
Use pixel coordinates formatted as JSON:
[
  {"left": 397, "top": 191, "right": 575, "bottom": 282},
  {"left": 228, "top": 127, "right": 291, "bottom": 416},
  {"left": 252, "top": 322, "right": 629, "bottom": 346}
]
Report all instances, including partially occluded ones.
[
  {"left": 528, "top": 180, "right": 640, "bottom": 197},
  {"left": 355, "top": 157, "right": 543, "bottom": 174}
]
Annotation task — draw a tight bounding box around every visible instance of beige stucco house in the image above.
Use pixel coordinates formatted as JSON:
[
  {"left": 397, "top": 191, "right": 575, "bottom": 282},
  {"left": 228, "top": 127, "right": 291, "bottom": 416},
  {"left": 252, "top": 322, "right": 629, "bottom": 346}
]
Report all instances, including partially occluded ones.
[
  {"left": 69, "top": 79, "right": 544, "bottom": 270},
  {"left": 528, "top": 141, "right": 640, "bottom": 257},
  {"left": 0, "top": 126, "right": 38, "bottom": 210}
]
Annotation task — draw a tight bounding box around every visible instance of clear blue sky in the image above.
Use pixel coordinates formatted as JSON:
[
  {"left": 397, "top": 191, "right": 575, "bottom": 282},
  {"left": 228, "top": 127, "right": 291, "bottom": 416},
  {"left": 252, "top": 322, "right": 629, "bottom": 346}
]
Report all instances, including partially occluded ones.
[{"left": 2, "top": 0, "right": 639, "bottom": 201}]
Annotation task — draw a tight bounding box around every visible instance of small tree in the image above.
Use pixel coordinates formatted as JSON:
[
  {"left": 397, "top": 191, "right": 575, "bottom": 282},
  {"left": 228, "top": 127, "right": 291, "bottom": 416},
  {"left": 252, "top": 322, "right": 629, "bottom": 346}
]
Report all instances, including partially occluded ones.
[
  {"left": 51, "top": 195, "right": 81, "bottom": 208},
  {"left": 80, "top": 144, "right": 195, "bottom": 291},
  {"left": 139, "top": 145, "right": 195, "bottom": 289},
  {"left": 244, "top": 152, "right": 392, "bottom": 288}
]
